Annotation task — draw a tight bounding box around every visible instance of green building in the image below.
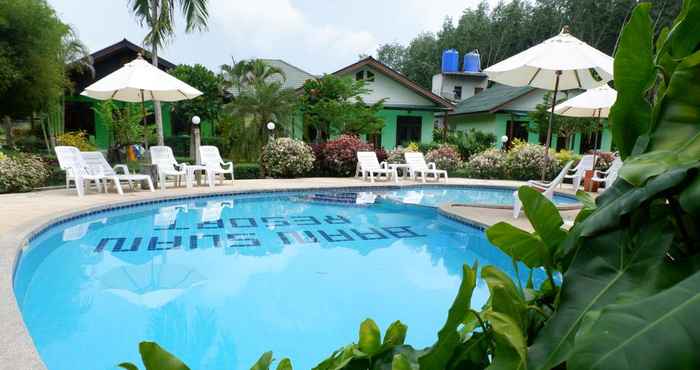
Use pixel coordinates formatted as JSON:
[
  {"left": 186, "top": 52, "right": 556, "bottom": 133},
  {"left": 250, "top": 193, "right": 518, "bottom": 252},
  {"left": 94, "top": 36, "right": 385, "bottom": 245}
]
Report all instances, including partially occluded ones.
[
  {"left": 444, "top": 83, "right": 612, "bottom": 153},
  {"left": 65, "top": 39, "right": 177, "bottom": 149},
  {"left": 294, "top": 57, "right": 453, "bottom": 149}
]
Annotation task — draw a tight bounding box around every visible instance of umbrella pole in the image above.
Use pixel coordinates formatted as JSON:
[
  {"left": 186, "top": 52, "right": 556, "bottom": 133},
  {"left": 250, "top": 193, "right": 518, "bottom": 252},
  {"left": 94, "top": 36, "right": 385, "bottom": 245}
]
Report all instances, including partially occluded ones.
[
  {"left": 541, "top": 70, "right": 562, "bottom": 181},
  {"left": 592, "top": 108, "right": 601, "bottom": 170},
  {"left": 141, "top": 89, "right": 148, "bottom": 151}
]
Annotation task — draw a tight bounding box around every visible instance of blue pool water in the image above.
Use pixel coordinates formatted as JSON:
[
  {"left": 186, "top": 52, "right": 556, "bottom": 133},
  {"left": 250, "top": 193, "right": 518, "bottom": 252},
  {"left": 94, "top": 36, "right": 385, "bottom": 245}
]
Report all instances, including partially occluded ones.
[
  {"left": 381, "top": 186, "right": 578, "bottom": 207},
  {"left": 14, "top": 187, "right": 550, "bottom": 370}
]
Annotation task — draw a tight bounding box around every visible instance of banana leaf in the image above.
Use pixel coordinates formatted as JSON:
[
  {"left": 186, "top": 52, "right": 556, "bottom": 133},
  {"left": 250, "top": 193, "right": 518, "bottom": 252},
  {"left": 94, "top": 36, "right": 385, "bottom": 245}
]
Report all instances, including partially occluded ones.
[{"left": 568, "top": 269, "right": 700, "bottom": 370}]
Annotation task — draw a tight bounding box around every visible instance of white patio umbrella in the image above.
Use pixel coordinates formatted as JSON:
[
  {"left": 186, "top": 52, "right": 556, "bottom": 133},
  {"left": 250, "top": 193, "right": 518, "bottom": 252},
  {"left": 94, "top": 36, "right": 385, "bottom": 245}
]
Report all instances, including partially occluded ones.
[
  {"left": 484, "top": 26, "right": 614, "bottom": 179},
  {"left": 554, "top": 84, "right": 617, "bottom": 170},
  {"left": 81, "top": 54, "right": 202, "bottom": 146}
]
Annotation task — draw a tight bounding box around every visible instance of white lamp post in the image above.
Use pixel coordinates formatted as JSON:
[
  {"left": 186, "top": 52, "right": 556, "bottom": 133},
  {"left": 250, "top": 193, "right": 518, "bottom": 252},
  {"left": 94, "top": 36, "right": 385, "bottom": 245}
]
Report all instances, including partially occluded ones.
[
  {"left": 266, "top": 121, "right": 276, "bottom": 142},
  {"left": 501, "top": 135, "right": 509, "bottom": 150},
  {"left": 192, "top": 115, "right": 201, "bottom": 164}
]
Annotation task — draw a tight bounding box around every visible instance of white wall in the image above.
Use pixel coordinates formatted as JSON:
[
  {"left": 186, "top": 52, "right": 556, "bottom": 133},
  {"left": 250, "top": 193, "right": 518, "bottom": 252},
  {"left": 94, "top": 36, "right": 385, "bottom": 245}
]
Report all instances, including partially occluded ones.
[
  {"left": 343, "top": 66, "right": 434, "bottom": 107},
  {"left": 431, "top": 73, "right": 488, "bottom": 101},
  {"left": 500, "top": 88, "right": 584, "bottom": 112}
]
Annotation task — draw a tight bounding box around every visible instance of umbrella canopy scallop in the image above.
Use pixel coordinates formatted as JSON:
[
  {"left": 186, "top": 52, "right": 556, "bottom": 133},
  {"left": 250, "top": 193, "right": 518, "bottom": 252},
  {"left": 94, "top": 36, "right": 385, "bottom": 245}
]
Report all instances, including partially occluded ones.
[
  {"left": 81, "top": 55, "right": 202, "bottom": 102},
  {"left": 484, "top": 28, "right": 614, "bottom": 90},
  {"left": 554, "top": 84, "right": 618, "bottom": 118}
]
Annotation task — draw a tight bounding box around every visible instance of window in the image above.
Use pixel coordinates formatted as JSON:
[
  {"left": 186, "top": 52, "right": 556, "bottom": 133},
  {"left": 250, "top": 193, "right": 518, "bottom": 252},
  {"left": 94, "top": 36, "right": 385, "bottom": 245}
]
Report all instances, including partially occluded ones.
[
  {"left": 355, "top": 71, "right": 365, "bottom": 81},
  {"left": 453, "top": 86, "right": 463, "bottom": 100},
  {"left": 474, "top": 87, "right": 484, "bottom": 95},
  {"left": 355, "top": 70, "right": 375, "bottom": 82}
]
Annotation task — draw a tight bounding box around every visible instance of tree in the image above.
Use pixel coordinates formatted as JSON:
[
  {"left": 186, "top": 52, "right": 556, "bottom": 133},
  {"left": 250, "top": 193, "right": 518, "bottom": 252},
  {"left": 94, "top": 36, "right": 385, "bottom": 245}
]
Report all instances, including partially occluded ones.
[
  {"left": 128, "top": 0, "right": 210, "bottom": 146},
  {"left": 168, "top": 63, "right": 223, "bottom": 128},
  {"left": 376, "top": 42, "right": 407, "bottom": 71},
  {"left": 0, "top": 0, "right": 68, "bottom": 147},
  {"left": 220, "top": 59, "right": 298, "bottom": 159},
  {"left": 528, "top": 92, "right": 598, "bottom": 150},
  {"left": 92, "top": 100, "right": 154, "bottom": 162},
  {"left": 298, "top": 75, "right": 385, "bottom": 143}
]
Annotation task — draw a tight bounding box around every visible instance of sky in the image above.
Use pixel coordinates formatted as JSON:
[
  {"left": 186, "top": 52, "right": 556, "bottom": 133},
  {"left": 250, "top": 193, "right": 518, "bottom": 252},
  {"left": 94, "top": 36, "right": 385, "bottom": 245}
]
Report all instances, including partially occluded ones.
[{"left": 48, "top": 0, "right": 497, "bottom": 75}]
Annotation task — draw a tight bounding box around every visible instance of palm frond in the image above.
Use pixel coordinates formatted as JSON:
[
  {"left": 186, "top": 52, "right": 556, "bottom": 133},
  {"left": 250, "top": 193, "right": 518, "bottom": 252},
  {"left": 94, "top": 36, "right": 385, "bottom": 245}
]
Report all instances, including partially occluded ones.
[{"left": 179, "top": 0, "right": 209, "bottom": 32}]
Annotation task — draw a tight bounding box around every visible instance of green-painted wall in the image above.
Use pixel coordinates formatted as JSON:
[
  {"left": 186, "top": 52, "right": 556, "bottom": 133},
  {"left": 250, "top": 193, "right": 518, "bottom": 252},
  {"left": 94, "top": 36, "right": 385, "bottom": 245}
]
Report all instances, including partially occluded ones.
[
  {"left": 376, "top": 109, "right": 435, "bottom": 150},
  {"left": 447, "top": 112, "right": 613, "bottom": 152},
  {"left": 64, "top": 95, "right": 173, "bottom": 149}
]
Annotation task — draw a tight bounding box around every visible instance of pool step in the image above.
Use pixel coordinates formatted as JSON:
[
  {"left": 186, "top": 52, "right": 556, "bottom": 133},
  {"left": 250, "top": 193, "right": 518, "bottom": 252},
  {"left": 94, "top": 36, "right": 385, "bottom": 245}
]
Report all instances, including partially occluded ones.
[{"left": 295, "top": 192, "right": 377, "bottom": 206}]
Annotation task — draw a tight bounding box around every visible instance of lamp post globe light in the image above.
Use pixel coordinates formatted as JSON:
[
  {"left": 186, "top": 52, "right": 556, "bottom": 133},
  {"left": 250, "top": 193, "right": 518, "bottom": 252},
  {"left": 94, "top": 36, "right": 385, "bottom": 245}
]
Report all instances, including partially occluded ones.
[
  {"left": 501, "top": 135, "right": 509, "bottom": 150},
  {"left": 192, "top": 115, "right": 202, "bottom": 164},
  {"left": 267, "top": 121, "right": 276, "bottom": 141}
]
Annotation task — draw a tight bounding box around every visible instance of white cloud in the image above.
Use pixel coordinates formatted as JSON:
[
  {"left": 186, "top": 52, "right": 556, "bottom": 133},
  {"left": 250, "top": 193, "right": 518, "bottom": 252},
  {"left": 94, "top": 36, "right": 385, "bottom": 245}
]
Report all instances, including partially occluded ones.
[{"left": 212, "top": 0, "right": 378, "bottom": 72}]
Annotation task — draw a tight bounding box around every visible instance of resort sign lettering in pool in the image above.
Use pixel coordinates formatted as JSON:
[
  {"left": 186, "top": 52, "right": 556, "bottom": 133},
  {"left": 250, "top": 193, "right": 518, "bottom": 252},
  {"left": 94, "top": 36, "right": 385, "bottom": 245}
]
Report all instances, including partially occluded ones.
[{"left": 93, "top": 214, "right": 427, "bottom": 253}]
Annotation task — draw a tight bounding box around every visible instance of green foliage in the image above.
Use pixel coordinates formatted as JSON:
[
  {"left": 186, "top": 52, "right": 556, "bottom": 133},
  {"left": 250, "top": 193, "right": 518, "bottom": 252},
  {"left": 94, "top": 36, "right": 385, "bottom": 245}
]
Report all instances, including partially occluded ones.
[
  {"left": 169, "top": 64, "right": 223, "bottom": 126},
  {"left": 528, "top": 92, "right": 599, "bottom": 150},
  {"left": 93, "top": 100, "right": 154, "bottom": 162},
  {"left": 435, "top": 129, "right": 497, "bottom": 160},
  {"left": 299, "top": 75, "right": 385, "bottom": 142},
  {"left": 221, "top": 59, "right": 298, "bottom": 156},
  {"left": 56, "top": 131, "right": 96, "bottom": 151},
  {"left": 466, "top": 140, "right": 560, "bottom": 181},
  {"left": 376, "top": 0, "right": 678, "bottom": 89},
  {"left": 0, "top": 0, "right": 68, "bottom": 119}
]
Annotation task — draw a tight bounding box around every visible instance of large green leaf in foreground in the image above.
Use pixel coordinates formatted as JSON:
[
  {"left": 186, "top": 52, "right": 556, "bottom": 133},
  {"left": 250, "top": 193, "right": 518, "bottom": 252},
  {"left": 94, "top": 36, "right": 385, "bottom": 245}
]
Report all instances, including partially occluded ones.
[
  {"left": 568, "top": 269, "right": 700, "bottom": 370},
  {"left": 609, "top": 2, "right": 655, "bottom": 159},
  {"left": 527, "top": 221, "right": 673, "bottom": 370}
]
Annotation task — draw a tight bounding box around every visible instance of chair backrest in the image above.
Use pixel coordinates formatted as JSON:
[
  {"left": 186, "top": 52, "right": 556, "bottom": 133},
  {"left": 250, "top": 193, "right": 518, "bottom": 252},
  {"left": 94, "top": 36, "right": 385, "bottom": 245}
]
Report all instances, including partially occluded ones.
[
  {"left": 81, "top": 151, "right": 115, "bottom": 176},
  {"left": 200, "top": 146, "right": 224, "bottom": 168},
  {"left": 574, "top": 155, "right": 595, "bottom": 173},
  {"left": 404, "top": 152, "right": 429, "bottom": 171},
  {"left": 55, "top": 146, "right": 90, "bottom": 177},
  {"left": 543, "top": 161, "right": 575, "bottom": 197},
  {"left": 357, "top": 151, "right": 380, "bottom": 169},
  {"left": 606, "top": 158, "right": 624, "bottom": 184},
  {"left": 150, "top": 146, "right": 177, "bottom": 170}
]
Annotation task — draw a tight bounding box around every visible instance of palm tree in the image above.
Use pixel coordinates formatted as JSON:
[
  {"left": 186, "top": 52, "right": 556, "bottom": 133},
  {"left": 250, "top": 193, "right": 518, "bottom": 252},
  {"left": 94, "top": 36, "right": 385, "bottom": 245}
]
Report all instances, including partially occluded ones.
[
  {"left": 220, "top": 59, "right": 297, "bottom": 159},
  {"left": 128, "top": 0, "right": 209, "bottom": 145}
]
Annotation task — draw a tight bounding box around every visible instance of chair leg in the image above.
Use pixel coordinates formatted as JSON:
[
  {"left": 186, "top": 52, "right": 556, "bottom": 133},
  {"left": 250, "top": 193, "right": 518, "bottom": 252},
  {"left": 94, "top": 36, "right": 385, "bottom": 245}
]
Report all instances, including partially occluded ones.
[
  {"left": 369, "top": 172, "right": 375, "bottom": 183},
  {"left": 146, "top": 177, "right": 155, "bottom": 192},
  {"left": 159, "top": 174, "right": 166, "bottom": 191},
  {"left": 75, "top": 177, "right": 85, "bottom": 197},
  {"left": 113, "top": 177, "right": 124, "bottom": 195}
]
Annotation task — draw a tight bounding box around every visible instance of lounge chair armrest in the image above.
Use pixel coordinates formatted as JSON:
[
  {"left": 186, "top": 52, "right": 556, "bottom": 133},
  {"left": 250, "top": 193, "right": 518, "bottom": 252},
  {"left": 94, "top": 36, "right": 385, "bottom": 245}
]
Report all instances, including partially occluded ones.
[
  {"left": 174, "top": 162, "right": 189, "bottom": 170},
  {"left": 222, "top": 161, "right": 234, "bottom": 170},
  {"left": 527, "top": 180, "right": 549, "bottom": 190},
  {"left": 113, "top": 164, "right": 131, "bottom": 175},
  {"left": 593, "top": 169, "right": 607, "bottom": 177},
  {"left": 380, "top": 161, "right": 389, "bottom": 169},
  {"left": 428, "top": 162, "right": 437, "bottom": 170}
]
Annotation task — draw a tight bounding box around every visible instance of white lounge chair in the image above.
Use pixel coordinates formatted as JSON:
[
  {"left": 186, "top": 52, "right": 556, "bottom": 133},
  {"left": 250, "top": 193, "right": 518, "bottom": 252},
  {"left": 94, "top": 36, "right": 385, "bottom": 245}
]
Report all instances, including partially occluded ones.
[
  {"left": 150, "top": 146, "right": 189, "bottom": 191},
  {"left": 564, "top": 154, "right": 594, "bottom": 189},
  {"left": 55, "top": 146, "right": 124, "bottom": 197},
  {"left": 591, "top": 157, "right": 623, "bottom": 190},
  {"left": 513, "top": 160, "right": 574, "bottom": 218},
  {"left": 356, "top": 151, "right": 398, "bottom": 183},
  {"left": 199, "top": 145, "right": 234, "bottom": 185},
  {"left": 81, "top": 151, "right": 155, "bottom": 193},
  {"left": 404, "top": 152, "right": 448, "bottom": 183}
]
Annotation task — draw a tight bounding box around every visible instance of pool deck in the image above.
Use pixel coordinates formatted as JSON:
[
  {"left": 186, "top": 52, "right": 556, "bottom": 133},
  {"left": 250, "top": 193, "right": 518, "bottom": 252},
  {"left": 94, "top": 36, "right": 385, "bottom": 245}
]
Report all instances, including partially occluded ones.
[{"left": 0, "top": 177, "right": 581, "bottom": 369}]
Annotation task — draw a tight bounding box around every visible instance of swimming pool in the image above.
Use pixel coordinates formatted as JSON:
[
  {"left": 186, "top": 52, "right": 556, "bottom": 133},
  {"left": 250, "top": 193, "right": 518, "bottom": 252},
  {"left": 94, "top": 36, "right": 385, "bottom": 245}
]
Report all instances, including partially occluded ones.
[
  {"left": 379, "top": 186, "right": 578, "bottom": 207},
  {"left": 13, "top": 187, "right": 550, "bottom": 370}
]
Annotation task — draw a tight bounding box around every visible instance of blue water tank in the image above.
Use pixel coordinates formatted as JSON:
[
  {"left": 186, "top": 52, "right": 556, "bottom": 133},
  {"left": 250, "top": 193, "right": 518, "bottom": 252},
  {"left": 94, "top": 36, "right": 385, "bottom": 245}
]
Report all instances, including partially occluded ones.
[
  {"left": 463, "top": 50, "right": 481, "bottom": 72},
  {"left": 441, "top": 49, "right": 459, "bottom": 73}
]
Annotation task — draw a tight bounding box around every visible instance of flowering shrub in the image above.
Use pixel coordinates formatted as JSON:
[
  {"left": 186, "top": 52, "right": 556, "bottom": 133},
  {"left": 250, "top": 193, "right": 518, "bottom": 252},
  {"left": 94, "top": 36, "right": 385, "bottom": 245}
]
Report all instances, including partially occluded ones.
[
  {"left": 0, "top": 153, "right": 51, "bottom": 193},
  {"left": 315, "top": 135, "right": 376, "bottom": 176},
  {"left": 56, "top": 131, "right": 96, "bottom": 151},
  {"left": 386, "top": 146, "right": 417, "bottom": 164},
  {"left": 465, "top": 148, "right": 508, "bottom": 179},
  {"left": 260, "top": 138, "right": 315, "bottom": 178},
  {"left": 593, "top": 151, "right": 616, "bottom": 171},
  {"left": 554, "top": 149, "right": 580, "bottom": 168},
  {"left": 425, "top": 144, "right": 463, "bottom": 172},
  {"left": 506, "top": 140, "right": 559, "bottom": 180}
]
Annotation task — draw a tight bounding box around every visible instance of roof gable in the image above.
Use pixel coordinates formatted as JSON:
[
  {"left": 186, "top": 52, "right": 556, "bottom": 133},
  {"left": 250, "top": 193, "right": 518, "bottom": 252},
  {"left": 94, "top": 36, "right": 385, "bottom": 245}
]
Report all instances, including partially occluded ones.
[
  {"left": 333, "top": 57, "right": 452, "bottom": 109},
  {"left": 261, "top": 59, "right": 316, "bottom": 90},
  {"left": 91, "top": 39, "right": 176, "bottom": 70}
]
